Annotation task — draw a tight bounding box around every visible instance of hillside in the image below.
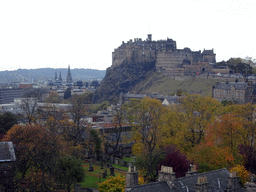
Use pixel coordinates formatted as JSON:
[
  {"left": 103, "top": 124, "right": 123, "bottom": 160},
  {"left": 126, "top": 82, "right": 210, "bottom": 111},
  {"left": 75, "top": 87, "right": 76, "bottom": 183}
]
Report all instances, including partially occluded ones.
[
  {"left": 131, "top": 72, "right": 221, "bottom": 97},
  {"left": 93, "top": 59, "right": 222, "bottom": 103}
]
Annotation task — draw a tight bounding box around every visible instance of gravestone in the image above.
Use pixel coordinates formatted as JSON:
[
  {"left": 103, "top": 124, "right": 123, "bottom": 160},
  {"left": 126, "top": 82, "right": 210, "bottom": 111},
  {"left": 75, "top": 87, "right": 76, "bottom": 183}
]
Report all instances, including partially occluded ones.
[
  {"left": 102, "top": 172, "right": 107, "bottom": 179},
  {"left": 110, "top": 157, "right": 113, "bottom": 164},
  {"left": 89, "top": 158, "right": 94, "bottom": 172},
  {"left": 107, "top": 163, "right": 110, "bottom": 168},
  {"left": 121, "top": 159, "right": 124, "bottom": 166},
  {"left": 124, "top": 161, "right": 127, "bottom": 167},
  {"left": 115, "top": 158, "right": 119, "bottom": 165},
  {"left": 110, "top": 167, "right": 115, "bottom": 176}
]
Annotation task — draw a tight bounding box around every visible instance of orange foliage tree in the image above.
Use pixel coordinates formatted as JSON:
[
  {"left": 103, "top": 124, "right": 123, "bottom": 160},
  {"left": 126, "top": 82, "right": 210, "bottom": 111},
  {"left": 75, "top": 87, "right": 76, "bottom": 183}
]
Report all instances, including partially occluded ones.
[{"left": 2, "top": 124, "right": 63, "bottom": 191}]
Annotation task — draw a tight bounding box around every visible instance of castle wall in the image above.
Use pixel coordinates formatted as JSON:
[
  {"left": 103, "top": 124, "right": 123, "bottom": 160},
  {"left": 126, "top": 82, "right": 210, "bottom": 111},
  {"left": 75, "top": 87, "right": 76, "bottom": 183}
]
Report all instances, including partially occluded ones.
[{"left": 112, "top": 34, "right": 216, "bottom": 76}]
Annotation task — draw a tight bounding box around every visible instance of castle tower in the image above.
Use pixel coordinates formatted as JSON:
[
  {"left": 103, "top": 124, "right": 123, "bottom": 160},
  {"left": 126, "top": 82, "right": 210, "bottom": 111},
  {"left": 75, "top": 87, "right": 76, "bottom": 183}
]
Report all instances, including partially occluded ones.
[
  {"left": 147, "top": 34, "right": 152, "bottom": 41},
  {"left": 54, "top": 71, "right": 57, "bottom": 80},
  {"left": 66, "top": 65, "right": 72, "bottom": 84},
  {"left": 59, "top": 72, "right": 62, "bottom": 82}
]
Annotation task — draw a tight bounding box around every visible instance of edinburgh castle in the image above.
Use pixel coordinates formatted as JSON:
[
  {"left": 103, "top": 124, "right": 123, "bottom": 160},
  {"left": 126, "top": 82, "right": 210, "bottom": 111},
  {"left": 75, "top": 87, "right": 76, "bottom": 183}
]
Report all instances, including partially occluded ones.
[{"left": 112, "top": 34, "right": 216, "bottom": 76}]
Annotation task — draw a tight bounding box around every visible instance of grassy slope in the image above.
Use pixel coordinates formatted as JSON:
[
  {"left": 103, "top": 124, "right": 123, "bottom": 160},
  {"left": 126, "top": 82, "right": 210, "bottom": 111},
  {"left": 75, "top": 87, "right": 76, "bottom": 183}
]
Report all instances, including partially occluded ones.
[{"left": 131, "top": 71, "right": 223, "bottom": 97}]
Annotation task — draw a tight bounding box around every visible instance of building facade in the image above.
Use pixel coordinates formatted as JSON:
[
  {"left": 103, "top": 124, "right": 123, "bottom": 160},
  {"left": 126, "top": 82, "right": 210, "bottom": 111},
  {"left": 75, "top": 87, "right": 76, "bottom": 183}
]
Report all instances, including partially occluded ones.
[{"left": 212, "top": 81, "right": 254, "bottom": 104}]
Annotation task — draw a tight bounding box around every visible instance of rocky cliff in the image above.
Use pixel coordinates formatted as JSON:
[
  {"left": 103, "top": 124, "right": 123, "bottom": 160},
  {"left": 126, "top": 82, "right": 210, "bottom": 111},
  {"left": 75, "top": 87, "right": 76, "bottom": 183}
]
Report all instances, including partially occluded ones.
[{"left": 93, "top": 60, "right": 155, "bottom": 102}]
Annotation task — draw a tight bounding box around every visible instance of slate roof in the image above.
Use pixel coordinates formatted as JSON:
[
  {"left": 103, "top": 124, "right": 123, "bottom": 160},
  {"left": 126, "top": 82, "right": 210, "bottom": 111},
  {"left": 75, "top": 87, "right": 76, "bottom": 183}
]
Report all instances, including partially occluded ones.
[
  {"left": 214, "top": 82, "right": 248, "bottom": 90},
  {"left": 173, "top": 168, "right": 244, "bottom": 192},
  {"left": 129, "top": 168, "right": 244, "bottom": 192},
  {"left": 129, "top": 181, "right": 172, "bottom": 192},
  {"left": 0, "top": 142, "right": 16, "bottom": 162}
]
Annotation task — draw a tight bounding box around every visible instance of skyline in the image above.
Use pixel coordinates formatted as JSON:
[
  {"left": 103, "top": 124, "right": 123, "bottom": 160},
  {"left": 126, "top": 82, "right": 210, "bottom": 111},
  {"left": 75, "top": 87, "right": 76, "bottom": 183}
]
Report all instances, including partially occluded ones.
[{"left": 0, "top": 0, "right": 255, "bottom": 71}]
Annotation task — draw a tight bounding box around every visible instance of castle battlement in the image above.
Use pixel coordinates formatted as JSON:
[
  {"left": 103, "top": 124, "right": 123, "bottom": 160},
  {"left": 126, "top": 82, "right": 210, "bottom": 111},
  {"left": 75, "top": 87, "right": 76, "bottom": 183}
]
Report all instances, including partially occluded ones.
[{"left": 112, "top": 34, "right": 216, "bottom": 76}]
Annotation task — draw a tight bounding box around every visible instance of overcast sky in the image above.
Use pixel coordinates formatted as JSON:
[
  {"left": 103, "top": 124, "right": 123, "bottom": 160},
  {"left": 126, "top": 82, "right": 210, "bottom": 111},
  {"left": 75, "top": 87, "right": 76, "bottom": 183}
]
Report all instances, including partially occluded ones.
[{"left": 0, "top": 0, "right": 255, "bottom": 71}]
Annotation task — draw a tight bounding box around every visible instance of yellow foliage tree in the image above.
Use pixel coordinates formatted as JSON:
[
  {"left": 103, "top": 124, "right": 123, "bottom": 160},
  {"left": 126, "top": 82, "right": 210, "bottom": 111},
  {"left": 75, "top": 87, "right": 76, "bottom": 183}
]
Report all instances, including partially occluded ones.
[
  {"left": 98, "top": 175, "right": 125, "bottom": 192},
  {"left": 230, "top": 165, "right": 249, "bottom": 185}
]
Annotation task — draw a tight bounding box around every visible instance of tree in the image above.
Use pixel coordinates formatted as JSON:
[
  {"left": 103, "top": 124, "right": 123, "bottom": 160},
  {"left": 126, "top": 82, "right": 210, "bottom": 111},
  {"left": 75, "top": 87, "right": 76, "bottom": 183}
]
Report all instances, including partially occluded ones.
[
  {"left": 63, "top": 94, "right": 89, "bottom": 146},
  {"left": 127, "top": 97, "right": 166, "bottom": 180},
  {"left": 227, "top": 58, "right": 253, "bottom": 74},
  {"left": 176, "top": 95, "right": 222, "bottom": 151},
  {"left": 44, "top": 92, "right": 62, "bottom": 103},
  {"left": 158, "top": 145, "right": 191, "bottom": 178},
  {"left": 103, "top": 103, "right": 126, "bottom": 159},
  {"left": 230, "top": 165, "right": 249, "bottom": 186},
  {"left": 98, "top": 175, "right": 125, "bottom": 192},
  {"left": 2, "top": 124, "right": 63, "bottom": 191},
  {"left": 20, "top": 97, "right": 38, "bottom": 124},
  {"left": 64, "top": 88, "right": 72, "bottom": 100},
  {"left": 0, "top": 112, "right": 17, "bottom": 135},
  {"left": 90, "top": 129, "right": 102, "bottom": 160},
  {"left": 55, "top": 156, "right": 85, "bottom": 192}
]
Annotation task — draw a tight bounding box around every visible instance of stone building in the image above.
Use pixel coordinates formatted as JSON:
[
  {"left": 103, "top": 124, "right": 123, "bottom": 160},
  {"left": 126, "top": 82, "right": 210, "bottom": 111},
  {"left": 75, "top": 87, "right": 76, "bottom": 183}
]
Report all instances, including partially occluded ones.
[
  {"left": 125, "top": 166, "right": 244, "bottom": 192},
  {"left": 112, "top": 34, "right": 216, "bottom": 76},
  {"left": 0, "top": 142, "right": 16, "bottom": 191},
  {"left": 0, "top": 88, "right": 25, "bottom": 104},
  {"left": 212, "top": 81, "right": 254, "bottom": 104}
]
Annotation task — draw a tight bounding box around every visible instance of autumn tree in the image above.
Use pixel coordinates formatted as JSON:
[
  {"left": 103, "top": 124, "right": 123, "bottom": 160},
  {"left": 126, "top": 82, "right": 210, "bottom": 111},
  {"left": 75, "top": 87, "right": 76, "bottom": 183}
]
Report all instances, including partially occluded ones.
[
  {"left": 2, "top": 124, "right": 63, "bottom": 190},
  {"left": 223, "top": 103, "right": 256, "bottom": 172},
  {"left": 103, "top": 103, "right": 126, "bottom": 159},
  {"left": 158, "top": 145, "right": 191, "bottom": 178},
  {"left": 175, "top": 95, "right": 222, "bottom": 151},
  {"left": 64, "top": 94, "right": 89, "bottom": 146},
  {"left": 127, "top": 97, "right": 166, "bottom": 180},
  {"left": 98, "top": 175, "right": 125, "bottom": 192}
]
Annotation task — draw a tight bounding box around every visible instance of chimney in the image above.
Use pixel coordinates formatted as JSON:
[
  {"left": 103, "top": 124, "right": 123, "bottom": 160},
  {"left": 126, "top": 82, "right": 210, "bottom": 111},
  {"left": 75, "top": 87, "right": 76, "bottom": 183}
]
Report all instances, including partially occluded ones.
[
  {"left": 186, "top": 164, "right": 198, "bottom": 177},
  {"left": 158, "top": 166, "right": 176, "bottom": 182},
  {"left": 125, "top": 163, "right": 138, "bottom": 189},
  {"left": 244, "top": 174, "right": 256, "bottom": 191},
  {"left": 227, "top": 172, "right": 240, "bottom": 192},
  {"left": 196, "top": 176, "right": 208, "bottom": 192}
]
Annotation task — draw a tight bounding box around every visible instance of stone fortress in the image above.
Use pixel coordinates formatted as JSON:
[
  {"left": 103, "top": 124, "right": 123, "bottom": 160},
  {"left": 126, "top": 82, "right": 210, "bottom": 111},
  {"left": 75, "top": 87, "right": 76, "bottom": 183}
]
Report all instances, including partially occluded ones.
[{"left": 112, "top": 34, "right": 216, "bottom": 76}]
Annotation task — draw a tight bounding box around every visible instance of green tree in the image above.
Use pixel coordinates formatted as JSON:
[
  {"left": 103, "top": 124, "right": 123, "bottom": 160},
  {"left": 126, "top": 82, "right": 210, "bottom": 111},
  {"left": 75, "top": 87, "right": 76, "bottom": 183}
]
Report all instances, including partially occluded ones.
[
  {"left": 90, "top": 129, "right": 102, "bottom": 160},
  {"left": 227, "top": 58, "right": 253, "bottom": 74},
  {"left": 64, "top": 88, "right": 72, "bottom": 100},
  {"left": 44, "top": 92, "right": 62, "bottom": 103},
  {"left": 55, "top": 156, "right": 85, "bottom": 192},
  {"left": 0, "top": 112, "right": 17, "bottom": 135}
]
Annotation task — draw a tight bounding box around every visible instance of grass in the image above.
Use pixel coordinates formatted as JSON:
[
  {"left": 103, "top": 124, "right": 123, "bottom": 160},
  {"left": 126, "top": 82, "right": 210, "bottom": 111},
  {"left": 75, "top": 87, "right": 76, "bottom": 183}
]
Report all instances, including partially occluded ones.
[
  {"left": 131, "top": 71, "right": 225, "bottom": 96},
  {"left": 80, "top": 161, "right": 126, "bottom": 188}
]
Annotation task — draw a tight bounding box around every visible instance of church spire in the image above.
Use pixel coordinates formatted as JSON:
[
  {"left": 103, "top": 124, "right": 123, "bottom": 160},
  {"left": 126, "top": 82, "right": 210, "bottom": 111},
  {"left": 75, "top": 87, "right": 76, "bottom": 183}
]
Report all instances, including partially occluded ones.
[
  {"left": 54, "top": 71, "right": 57, "bottom": 80},
  {"left": 66, "top": 65, "right": 72, "bottom": 84},
  {"left": 59, "top": 72, "right": 62, "bottom": 81}
]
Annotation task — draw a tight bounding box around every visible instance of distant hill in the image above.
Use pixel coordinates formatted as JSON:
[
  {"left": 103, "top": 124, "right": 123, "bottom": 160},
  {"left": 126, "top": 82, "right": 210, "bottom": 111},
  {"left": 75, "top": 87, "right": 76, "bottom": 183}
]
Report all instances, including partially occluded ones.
[{"left": 0, "top": 68, "right": 106, "bottom": 83}]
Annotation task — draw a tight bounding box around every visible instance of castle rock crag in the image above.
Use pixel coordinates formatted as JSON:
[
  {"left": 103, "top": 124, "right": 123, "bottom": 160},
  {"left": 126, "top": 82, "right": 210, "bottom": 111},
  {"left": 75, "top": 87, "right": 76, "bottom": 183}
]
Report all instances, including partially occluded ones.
[
  {"left": 93, "top": 59, "right": 155, "bottom": 102},
  {"left": 94, "top": 34, "right": 216, "bottom": 102}
]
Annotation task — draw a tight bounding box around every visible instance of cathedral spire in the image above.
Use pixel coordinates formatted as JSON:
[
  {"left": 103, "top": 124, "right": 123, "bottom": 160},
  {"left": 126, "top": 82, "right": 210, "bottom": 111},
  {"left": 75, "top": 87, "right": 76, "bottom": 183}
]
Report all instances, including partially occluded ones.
[
  {"left": 66, "top": 65, "right": 72, "bottom": 84},
  {"left": 59, "top": 72, "right": 62, "bottom": 81},
  {"left": 54, "top": 71, "right": 57, "bottom": 80}
]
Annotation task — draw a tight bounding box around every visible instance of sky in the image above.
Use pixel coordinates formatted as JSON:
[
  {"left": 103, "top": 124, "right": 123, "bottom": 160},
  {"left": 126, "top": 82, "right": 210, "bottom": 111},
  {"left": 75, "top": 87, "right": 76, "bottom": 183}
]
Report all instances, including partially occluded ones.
[{"left": 0, "top": 0, "right": 255, "bottom": 71}]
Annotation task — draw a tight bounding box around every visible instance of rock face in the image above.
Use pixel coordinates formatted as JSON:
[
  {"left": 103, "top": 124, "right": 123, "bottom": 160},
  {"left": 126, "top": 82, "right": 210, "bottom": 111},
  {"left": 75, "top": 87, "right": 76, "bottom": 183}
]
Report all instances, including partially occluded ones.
[{"left": 93, "top": 60, "right": 155, "bottom": 102}]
